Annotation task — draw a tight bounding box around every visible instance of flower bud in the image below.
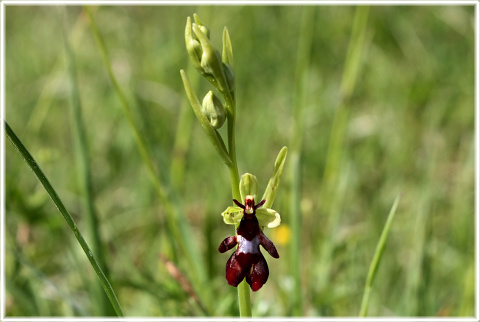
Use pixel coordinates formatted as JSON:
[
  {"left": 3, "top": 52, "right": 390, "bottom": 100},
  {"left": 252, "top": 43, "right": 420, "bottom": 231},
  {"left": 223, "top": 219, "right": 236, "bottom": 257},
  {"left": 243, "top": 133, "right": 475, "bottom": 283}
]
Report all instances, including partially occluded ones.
[
  {"left": 239, "top": 173, "right": 259, "bottom": 201},
  {"left": 202, "top": 91, "right": 226, "bottom": 129},
  {"left": 185, "top": 17, "right": 203, "bottom": 71},
  {"left": 193, "top": 13, "right": 210, "bottom": 39},
  {"left": 192, "top": 24, "right": 229, "bottom": 92}
]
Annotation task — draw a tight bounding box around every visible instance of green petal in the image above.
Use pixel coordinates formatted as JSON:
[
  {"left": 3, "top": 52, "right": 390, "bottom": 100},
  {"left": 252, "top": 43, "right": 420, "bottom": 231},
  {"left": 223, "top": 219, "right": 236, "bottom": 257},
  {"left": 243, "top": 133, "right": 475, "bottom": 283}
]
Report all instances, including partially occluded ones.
[
  {"left": 256, "top": 208, "right": 281, "bottom": 228},
  {"left": 221, "top": 206, "right": 243, "bottom": 225}
]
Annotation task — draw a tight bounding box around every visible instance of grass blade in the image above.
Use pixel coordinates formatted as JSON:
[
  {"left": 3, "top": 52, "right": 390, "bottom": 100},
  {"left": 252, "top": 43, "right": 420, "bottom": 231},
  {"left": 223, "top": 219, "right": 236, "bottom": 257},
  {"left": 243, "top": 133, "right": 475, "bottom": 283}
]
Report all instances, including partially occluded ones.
[
  {"left": 61, "top": 8, "right": 115, "bottom": 315},
  {"left": 359, "top": 194, "right": 400, "bottom": 317},
  {"left": 287, "top": 6, "right": 316, "bottom": 315},
  {"left": 315, "top": 5, "right": 370, "bottom": 293},
  {"left": 83, "top": 6, "right": 211, "bottom": 313},
  {"left": 4, "top": 121, "right": 124, "bottom": 317},
  {"left": 26, "top": 7, "right": 98, "bottom": 134}
]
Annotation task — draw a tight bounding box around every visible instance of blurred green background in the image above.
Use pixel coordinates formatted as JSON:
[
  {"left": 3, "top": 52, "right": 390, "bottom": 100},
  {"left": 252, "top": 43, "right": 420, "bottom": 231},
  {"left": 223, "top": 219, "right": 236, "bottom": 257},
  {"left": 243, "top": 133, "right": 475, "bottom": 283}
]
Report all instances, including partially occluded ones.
[{"left": 4, "top": 5, "right": 475, "bottom": 317}]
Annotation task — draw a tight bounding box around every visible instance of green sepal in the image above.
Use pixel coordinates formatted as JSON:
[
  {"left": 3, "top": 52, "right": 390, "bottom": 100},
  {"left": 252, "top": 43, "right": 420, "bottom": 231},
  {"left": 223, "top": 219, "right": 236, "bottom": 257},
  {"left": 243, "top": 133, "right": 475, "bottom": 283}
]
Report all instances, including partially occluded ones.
[
  {"left": 256, "top": 208, "right": 281, "bottom": 229},
  {"left": 239, "top": 173, "right": 258, "bottom": 201},
  {"left": 221, "top": 206, "right": 243, "bottom": 225}
]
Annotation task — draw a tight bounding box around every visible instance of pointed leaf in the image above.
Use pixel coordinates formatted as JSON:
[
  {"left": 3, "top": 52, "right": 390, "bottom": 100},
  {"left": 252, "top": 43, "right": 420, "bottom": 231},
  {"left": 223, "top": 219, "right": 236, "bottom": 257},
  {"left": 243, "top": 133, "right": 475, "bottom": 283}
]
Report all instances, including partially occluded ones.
[
  {"left": 261, "top": 147, "right": 288, "bottom": 208},
  {"left": 222, "top": 27, "right": 234, "bottom": 67}
]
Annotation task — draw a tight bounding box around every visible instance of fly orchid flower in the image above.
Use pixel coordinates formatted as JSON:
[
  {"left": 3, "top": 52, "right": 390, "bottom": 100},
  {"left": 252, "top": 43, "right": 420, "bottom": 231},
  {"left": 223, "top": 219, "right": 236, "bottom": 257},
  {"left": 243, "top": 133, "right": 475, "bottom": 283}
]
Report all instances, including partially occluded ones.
[{"left": 218, "top": 173, "right": 282, "bottom": 292}]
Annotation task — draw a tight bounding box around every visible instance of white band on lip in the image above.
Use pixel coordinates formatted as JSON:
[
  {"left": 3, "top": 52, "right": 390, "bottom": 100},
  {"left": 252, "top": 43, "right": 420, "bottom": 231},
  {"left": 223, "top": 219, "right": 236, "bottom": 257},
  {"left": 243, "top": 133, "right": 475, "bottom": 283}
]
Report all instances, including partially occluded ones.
[{"left": 237, "top": 235, "right": 260, "bottom": 254}]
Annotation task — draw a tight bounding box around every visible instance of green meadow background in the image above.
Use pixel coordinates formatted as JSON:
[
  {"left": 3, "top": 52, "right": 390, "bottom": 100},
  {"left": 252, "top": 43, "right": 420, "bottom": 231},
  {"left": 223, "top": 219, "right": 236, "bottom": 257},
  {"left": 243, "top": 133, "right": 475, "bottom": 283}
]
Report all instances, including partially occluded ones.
[{"left": 4, "top": 5, "right": 475, "bottom": 317}]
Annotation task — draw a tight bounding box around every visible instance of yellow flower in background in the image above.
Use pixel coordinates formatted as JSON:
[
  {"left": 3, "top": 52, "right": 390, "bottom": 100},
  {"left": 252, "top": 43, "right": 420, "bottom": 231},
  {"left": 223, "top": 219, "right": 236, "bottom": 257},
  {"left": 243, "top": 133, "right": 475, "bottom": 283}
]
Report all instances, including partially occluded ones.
[{"left": 272, "top": 224, "right": 291, "bottom": 246}]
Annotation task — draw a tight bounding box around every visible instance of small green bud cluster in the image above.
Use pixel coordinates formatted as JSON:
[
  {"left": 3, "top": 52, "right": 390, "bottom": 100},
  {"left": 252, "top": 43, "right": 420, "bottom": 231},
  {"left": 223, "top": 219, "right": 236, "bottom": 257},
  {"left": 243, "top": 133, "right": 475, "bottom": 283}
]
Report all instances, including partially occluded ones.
[
  {"left": 185, "top": 14, "right": 235, "bottom": 95},
  {"left": 181, "top": 13, "right": 242, "bottom": 167},
  {"left": 183, "top": 13, "right": 236, "bottom": 137}
]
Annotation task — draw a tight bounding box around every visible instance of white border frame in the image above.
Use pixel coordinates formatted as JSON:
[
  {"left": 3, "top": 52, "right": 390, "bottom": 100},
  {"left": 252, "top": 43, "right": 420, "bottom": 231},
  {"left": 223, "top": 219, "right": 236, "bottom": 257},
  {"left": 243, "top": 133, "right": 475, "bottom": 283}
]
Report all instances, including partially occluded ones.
[{"left": 0, "top": 1, "right": 478, "bottom": 321}]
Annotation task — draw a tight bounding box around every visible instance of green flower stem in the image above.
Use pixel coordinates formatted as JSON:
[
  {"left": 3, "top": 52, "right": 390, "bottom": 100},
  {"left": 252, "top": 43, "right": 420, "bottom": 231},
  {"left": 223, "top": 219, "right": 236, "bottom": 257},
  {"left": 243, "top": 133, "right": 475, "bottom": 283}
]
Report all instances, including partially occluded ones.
[
  {"left": 223, "top": 83, "right": 250, "bottom": 318},
  {"left": 228, "top": 164, "right": 241, "bottom": 201},
  {"left": 359, "top": 194, "right": 400, "bottom": 317},
  {"left": 229, "top": 168, "right": 251, "bottom": 317},
  {"left": 224, "top": 91, "right": 240, "bottom": 202},
  {"left": 5, "top": 121, "right": 124, "bottom": 317},
  {"left": 180, "top": 70, "right": 232, "bottom": 166},
  {"left": 184, "top": 14, "right": 249, "bottom": 316},
  {"left": 224, "top": 93, "right": 240, "bottom": 192},
  {"left": 237, "top": 280, "right": 252, "bottom": 317},
  {"left": 227, "top": 157, "right": 250, "bottom": 317}
]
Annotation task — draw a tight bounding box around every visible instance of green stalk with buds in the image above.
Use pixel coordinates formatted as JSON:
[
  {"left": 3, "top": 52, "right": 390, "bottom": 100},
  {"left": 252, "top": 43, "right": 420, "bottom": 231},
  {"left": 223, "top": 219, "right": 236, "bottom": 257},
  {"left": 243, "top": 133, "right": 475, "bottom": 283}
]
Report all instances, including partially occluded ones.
[{"left": 181, "top": 14, "right": 287, "bottom": 317}]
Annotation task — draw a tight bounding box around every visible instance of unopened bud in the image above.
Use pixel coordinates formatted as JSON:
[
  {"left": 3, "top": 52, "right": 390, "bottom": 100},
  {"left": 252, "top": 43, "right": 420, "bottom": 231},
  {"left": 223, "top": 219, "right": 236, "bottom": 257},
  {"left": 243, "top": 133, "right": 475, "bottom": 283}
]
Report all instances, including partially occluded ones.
[
  {"left": 185, "top": 17, "right": 203, "bottom": 71},
  {"left": 202, "top": 91, "right": 226, "bottom": 129},
  {"left": 193, "top": 13, "right": 210, "bottom": 39},
  {"left": 192, "top": 24, "right": 229, "bottom": 92}
]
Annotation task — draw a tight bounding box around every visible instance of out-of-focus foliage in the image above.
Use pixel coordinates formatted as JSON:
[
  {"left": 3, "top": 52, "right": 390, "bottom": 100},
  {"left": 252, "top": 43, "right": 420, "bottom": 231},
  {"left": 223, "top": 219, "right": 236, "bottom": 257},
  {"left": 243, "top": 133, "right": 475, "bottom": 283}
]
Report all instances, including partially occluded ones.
[{"left": 5, "top": 5, "right": 474, "bottom": 317}]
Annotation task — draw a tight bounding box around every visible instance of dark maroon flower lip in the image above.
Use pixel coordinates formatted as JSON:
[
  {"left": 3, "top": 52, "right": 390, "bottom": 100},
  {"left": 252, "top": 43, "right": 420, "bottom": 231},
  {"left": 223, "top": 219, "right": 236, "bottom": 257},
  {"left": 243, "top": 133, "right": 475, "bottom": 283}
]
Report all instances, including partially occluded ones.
[{"left": 219, "top": 196, "right": 279, "bottom": 292}]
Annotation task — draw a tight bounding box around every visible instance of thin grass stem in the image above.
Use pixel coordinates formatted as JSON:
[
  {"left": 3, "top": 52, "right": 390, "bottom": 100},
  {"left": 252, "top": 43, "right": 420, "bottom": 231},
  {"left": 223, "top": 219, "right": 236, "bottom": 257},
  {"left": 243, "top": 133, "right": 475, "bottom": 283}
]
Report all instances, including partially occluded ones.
[
  {"left": 316, "top": 6, "right": 370, "bottom": 292},
  {"left": 359, "top": 194, "right": 400, "bottom": 317},
  {"left": 61, "top": 9, "right": 115, "bottom": 315},
  {"left": 83, "top": 6, "right": 211, "bottom": 314},
  {"left": 288, "top": 6, "right": 316, "bottom": 316},
  {"left": 321, "top": 6, "right": 370, "bottom": 211},
  {"left": 4, "top": 121, "right": 124, "bottom": 317},
  {"left": 26, "top": 7, "right": 98, "bottom": 133}
]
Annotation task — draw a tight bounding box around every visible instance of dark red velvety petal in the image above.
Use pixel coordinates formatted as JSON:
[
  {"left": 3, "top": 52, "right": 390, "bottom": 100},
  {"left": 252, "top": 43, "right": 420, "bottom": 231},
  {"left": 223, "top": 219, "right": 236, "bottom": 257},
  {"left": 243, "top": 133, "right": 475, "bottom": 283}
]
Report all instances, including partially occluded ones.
[
  {"left": 246, "top": 253, "right": 269, "bottom": 292},
  {"left": 259, "top": 233, "right": 279, "bottom": 258},
  {"left": 218, "top": 236, "right": 237, "bottom": 253},
  {"left": 225, "top": 252, "right": 252, "bottom": 287}
]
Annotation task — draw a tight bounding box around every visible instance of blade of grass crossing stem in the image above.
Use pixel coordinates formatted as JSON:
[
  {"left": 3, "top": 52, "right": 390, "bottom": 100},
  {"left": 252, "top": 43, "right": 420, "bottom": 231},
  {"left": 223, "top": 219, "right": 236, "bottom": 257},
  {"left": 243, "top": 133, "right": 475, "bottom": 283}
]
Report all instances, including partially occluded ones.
[
  {"left": 359, "top": 194, "right": 400, "bottom": 317},
  {"left": 288, "top": 7, "right": 315, "bottom": 316},
  {"left": 61, "top": 9, "right": 115, "bottom": 316},
  {"left": 83, "top": 7, "right": 210, "bottom": 313},
  {"left": 4, "top": 121, "right": 124, "bottom": 317}
]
